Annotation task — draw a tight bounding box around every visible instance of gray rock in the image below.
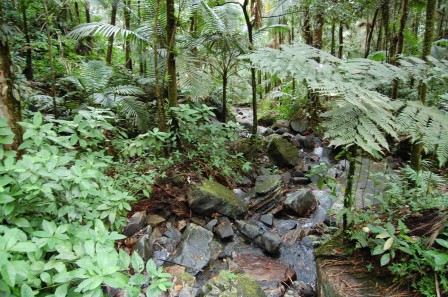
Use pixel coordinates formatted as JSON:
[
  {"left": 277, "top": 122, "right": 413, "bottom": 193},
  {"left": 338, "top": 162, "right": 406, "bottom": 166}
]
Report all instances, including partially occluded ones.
[
  {"left": 233, "top": 188, "right": 246, "bottom": 198},
  {"left": 216, "top": 219, "right": 234, "bottom": 240},
  {"left": 236, "top": 220, "right": 282, "bottom": 255},
  {"left": 202, "top": 271, "right": 267, "bottom": 297},
  {"left": 146, "top": 214, "right": 166, "bottom": 227},
  {"left": 281, "top": 172, "right": 292, "bottom": 183},
  {"left": 290, "top": 118, "right": 309, "bottom": 134},
  {"left": 163, "top": 228, "right": 182, "bottom": 244},
  {"left": 273, "top": 120, "right": 290, "bottom": 129},
  {"left": 275, "top": 127, "right": 289, "bottom": 134},
  {"left": 282, "top": 133, "right": 294, "bottom": 141},
  {"left": 263, "top": 127, "right": 274, "bottom": 136},
  {"left": 170, "top": 224, "right": 213, "bottom": 275},
  {"left": 273, "top": 219, "right": 297, "bottom": 231},
  {"left": 267, "top": 137, "right": 300, "bottom": 168},
  {"left": 291, "top": 137, "right": 301, "bottom": 148},
  {"left": 178, "top": 287, "right": 199, "bottom": 297},
  {"left": 133, "top": 234, "right": 153, "bottom": 260},
  {"left": 258, "top": 114, "right": 276, "bottom": 127},
  {"left": 291, "top": 177, "right": 311, "bottom": 185},
  {"left": 237, "top": 176, "right": 253, "bottom": 187},
  {"left": 188, "top": 180, "right": 248, "bottom": 219},
  {"left": 293, "top": 170, "right": 305, "bottom": 177},
  {"left": 254, "top": 175, "right": 282, "bottom": 195},
  {"left": 260, "top": 214, "right": 273, "bottom": 226},
  {"left": 122, "top": 211, "right": 147, "bottom": 237},
  {"left": 204, "top": 219, "right": 218, "bottom": 232},
  {"left": 284, "top": 190, "right": 317, "bottom": 217}
]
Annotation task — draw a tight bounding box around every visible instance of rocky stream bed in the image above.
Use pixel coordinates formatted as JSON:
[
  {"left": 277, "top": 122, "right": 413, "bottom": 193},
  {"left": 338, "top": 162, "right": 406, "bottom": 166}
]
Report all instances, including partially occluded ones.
[{"left": 115, "top": 107, "right": 400, "bottom": 297}]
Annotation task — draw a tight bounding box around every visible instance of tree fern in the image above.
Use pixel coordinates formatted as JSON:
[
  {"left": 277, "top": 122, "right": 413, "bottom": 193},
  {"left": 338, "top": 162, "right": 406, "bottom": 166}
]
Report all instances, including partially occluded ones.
[
  {"left": 397, "top": 101, "right": 448, "bottom": 167},
  {"left": 246, "top": 44, "right": 404, "bottom": 157}
]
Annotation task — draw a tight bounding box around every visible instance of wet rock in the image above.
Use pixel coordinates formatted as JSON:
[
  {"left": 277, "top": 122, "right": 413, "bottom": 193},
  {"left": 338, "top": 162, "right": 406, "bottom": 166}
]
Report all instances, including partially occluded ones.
[
  {"left": 273, "top": 120, "right": 290, "bottom": 129},
  {"left": 291, "top": 281, "right": 316, "bottom": 297},
  {"left": 274, "top": 127, "right": 289, "bottom": 134},
  {"left": 259, "top": 281, "right": 285, "bottom": 297},
  {"left": 284, "top": 190, "right": 317, "bottom": 217},
  {"left": 133, "top": 234, "right": 153, "bottom": 260},
  {"left": 260, "top": 214, "right": 273, "bottom": 226},
  {"left": 264, "top": 127, "right": 274, "bottom": 136},
  {"left": 202, "top": 271, "right": 266, "bottom": 297},
  {"left": 291, "top": 137, "right": 301, "bottom": 148},
  {"left": 170, "top": 224, "right": 213, "bottom": 275},
  {"left": 290, "top": 118, "right": 308, "bottom": 134},
  {"left": 293, "top": 170, "right": 305, "bottom": 177},
  {"left": 209, "top": 240, "right": 224, "bottom": 262},
  {"left": 258, "top": 114, "right": 276, "bottom": 127},
  {"left": 273, "top": 220, "right": 297, "bottom": 234},
  {"left": 163, "top": 228, "right": 182, "bottom": 244},
  {"left": 204, "top": 219, "right": 218, "bottom": 232},
  {"left": 291, "top": 177, "right": 311, "bottom": 185},
  {"left": 233, "top": 188, "right": 246, "bottom": 198},
  {"left": 146, "top": 214, "right": 166, "bottom": 228},
  {"left": 294, "top": 134, "right": 321, "bottom": 150},
  {"left": 188, "top": 180, "right": 248, "bottom": 219},
  {"left": 233, "top": 254, "right": 297, "bottom": 283},
  {"left": 122, "top": 211, "right": 147, "bottom": 237},
  {"left": 254, "top": 175, "right": 282, "bottom": 195},
  {"left": 178, "top": 287, "right": 199, "bottom": 297},
  {"left": 281, "top": 171, "right": 292, "bottom": 184},
  {"left": 216, "top": 217, "right": 234, "bottom": 240},
  {"left": 236, "top": 220, "right": 282, "bottom": 254},
  {"left": 282, "top": 133, "right": 294, "bottom": 141},
  {"left": 267, "top": 137, "right": 300, "bottom": 168}
]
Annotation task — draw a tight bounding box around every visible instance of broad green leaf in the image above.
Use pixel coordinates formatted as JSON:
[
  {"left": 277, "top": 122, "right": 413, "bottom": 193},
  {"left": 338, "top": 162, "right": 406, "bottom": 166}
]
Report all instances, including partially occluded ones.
[
  {"left": 385, "top": 222, "right": 395, "bottom": 235},
  {"left": 21, "top": 284, "right": 34, "bottom": 297},
  {"left": 103, "top": 272, "right": 128, "bottom": 289},
  {"left": 131, "top": 252, "right": 144, "bottom": 273},
  {"left": 76, "top": 275, "right": 103, "bottom": 292},
  {"left": 55, "top": 284, "right": 69, "bottom": 297},
  {"left": 42, "top": 220, "right": 57, "bottom": 236},
  {"left": 10, "top": 242, "right": 38, "bottom": 253},
  {"left": 1, "top": 261, "right": 16, "bottom": 287},
  {"left": 383, "top": 237, "right": 394, "bottom": 251},
  {"left": 146, "top": 259, "right": 157, "bottom": 276},
  {"left": 435, "top": 238, "right": 448, "bottom": 249},
  {"left": 13, "top": 218, "right": 30, "bottom": 228},
  {"left": 0, "top": 193, "right": 14, "bottom": 204},
  {"left": 380, "top": 253, "right": 390, "bottom": 266},
  {"left": 40, "top": 272, "right": 52, "bottom": 284},
  {"left": 375, "top": 233, "right": 389, "bottom": 239},
  {"left": 129, "top": 273, "right": 147, "bottom": 286},
  {"left": 33, "top": 113, "right": 43, "bottom": 127},
  {"left": 372, "top": 245, "right": 383, "bottom": 256}
]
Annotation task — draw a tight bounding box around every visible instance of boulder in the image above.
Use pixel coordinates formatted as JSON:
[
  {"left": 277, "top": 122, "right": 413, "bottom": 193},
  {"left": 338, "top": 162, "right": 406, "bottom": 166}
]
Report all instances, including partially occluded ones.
[
  {"left": 272, "top": 120, "right": 290, "bottom": 129},
  {"left": 236, "top": 220, "right": 282, "bottom": 255},
  {"left": 258, "top": 114, "right": 276, "bottom": 127},
  {"left": 170, "top": 224, "right": 213, "bottom": 275},
  {"left": 122, "top": 211, "right": 147, "bottom": 237},
  {"left": 188, "top": 180, "right": 248, "bottom": 219},
  {"left": 202, "top": 271, "right": 266, "bottom": 297},
  {"left": 215, "top": 217, "right": 234, "bottom": 240},
  {"left": 284, "top": 190, "right": 317, "bottom": 217},
  {"left": 146, "top": 214, "right": 166, "bottom": 228},
  {"left": 267, "top": 137, "right": 300, "bottom": 168},
  {"left": 133, "top": 234, "right": 153, "bottom": 260},
  {"left": 254, "top": 175, "right": 282, "bottom": 195},
  {"left": 290, "top": 118, "right": 309, "bottom": 134},
  {"left": 274, "top": 127, "right": 289, "bottom": 134}
]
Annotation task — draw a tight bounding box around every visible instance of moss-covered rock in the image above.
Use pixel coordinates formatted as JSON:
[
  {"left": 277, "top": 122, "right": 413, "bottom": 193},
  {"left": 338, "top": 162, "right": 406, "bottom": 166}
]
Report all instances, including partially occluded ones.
[
  {"left": 188, "top": 180, "right": 248, "bottom": 219},
  {"left": 267, "top": 137, "right": 300, "bottom": 168},
  {"left": 202, "top": 271, "right": 267, "bottom": 297},
  {"left": 258, "top": 113, "right": 276, "bottom": 127}
]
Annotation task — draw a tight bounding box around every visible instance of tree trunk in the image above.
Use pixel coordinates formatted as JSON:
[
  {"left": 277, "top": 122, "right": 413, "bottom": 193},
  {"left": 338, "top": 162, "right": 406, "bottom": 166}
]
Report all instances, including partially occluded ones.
[
  {"left": 153, "top": 0, "right": 166, "bottom": 132},
  {"left": 391, "top": 0, "right": 408, "bottom": 99},
  {"left": 338, "top": 22, "right": 343, "bottom": 58},
  {"left": 410, "top": 0, "right": 437, "bottom": 171},
  {"left": 124, "top": 0, "right": 132, "bottom": 70},
  {"left": 364, "top": 8, "right": 379, "bottom": 58},
  {"left": 166, "top": 0, "right": 178, "bottom": 109},
  {"left": 20, "top": 0, "right": 33, "bottom": 80},
  {"left": 313, "top": 12, "right": 324, "bottom": 49},
  {"left": 42, "top": 0, "right": 57, "bottom": 118},
  {"left": 381, "top": 0, "right": 390, "bottom": 59},
  {"left": 303, "top": 8, "right": 313, "bottom": 45},
  {"left": 0, "top": 5, "right": 23, "bottom": 150},
  {"left": 330, "top": 21, "right": 336, "bottom": 56},
  {"left": 343, "top": 146, "right": 357, "bottom": 230},
  {"left": 222, "top": 71, "right": 228, "bottom": 123},
  {"left": 74, "top": 1, "right": 80, "bottom": 22},
  {"left": 84, "top": 1, "right": 93, "bottom": 50},
  {"left": 106, "top": 4, "right": 117, "bottom": 65}
]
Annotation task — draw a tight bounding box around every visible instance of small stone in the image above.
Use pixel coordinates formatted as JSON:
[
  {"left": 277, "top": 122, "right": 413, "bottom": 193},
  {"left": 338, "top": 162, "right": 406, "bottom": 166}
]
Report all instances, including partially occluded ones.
[
  {"left": 275, "top": 127, "right": 289, "bottom": 134},
  {"left": 293, "top": 170, "right": 305, "bottom": 177},
  {"left": 260, "top": 214, "right": 274, "bottom": 226},
  {"left": 204, "top": 219, "right": 218, "bottom": 231},
  {"left": 172, "top": 175, "right": 184, "bottom": 187},
  {"left": 255, "top": 175, "right": 282, "bottom": 195},
  {"left": 122, "top": 211, "right": 147, "bottom": 237},
  {"left": 281, "top": 133, "right": 294, "bottom": 140},
  {"left": 291, "top": 138, "right": 301, "bottom": 148},
  {"left": 291, "top": 177, "right": 311, "bottom": 185},
  {"left": 284, "top": 190, "right": 317, "bottom": 217},
  {"left": 146, "top": 214, "right": 166, "bottom": 228},
  {"left": 215, "top": 217, "right": 234, "bottom": 240},
  {"left": 177, "top": 220, "right": 187, "bottom": 232},
  {"left": 264, "top": 127, "right": 274, "bottom": 136},
  {"left": 233, "top": 188, "right": 246, "bottom": 198},
  {"left": 133, "top": 234, "right": 153, "bottom": 260},
  {"left": 281, "top": 172, "right": 292, "bottom": 183},
  {"left": 163, "top": 228, "right": 182, "bottom": 244}
]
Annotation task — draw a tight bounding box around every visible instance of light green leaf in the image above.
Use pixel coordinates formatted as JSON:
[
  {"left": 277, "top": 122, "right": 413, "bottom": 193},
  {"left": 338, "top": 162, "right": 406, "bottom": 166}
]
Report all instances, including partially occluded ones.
[
  {"left": 131, "top": 252, "right": 144, "bottom": 273},
  {"left": 21, "top": 284, "right": 34, "bottom": 297},
  {"left": 383, "top": 237, "right": 394, "bottom": 251},
  {"left": 380, "top": 253, "right": 390, "bottom": 266},
  {"left": 435, "top": 238, "right": 448, "bottom": 249},
  {"left": 1, "top": 261, "right": 16, "bottom": 287},
  {"left": 0, "top": 193, "right": 14, "bottom": 204},
  {"left": 10, "top": 242, "right": 38, "bottom": 253},
  {"left": 129, "top": 273, "right": 147, "bottom": 286},
  {"left": 33, "top": 113, "right": 43, "bottom": 127},
  {"left": 55, "top": 284, "right": 69, "bottom": 297}
]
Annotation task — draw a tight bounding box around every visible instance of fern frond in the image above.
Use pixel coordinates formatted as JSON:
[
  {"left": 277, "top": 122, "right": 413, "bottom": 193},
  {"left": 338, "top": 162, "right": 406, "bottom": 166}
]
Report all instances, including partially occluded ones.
[{"left": 67, "top": 23, "right": 148, "bottom": 44}]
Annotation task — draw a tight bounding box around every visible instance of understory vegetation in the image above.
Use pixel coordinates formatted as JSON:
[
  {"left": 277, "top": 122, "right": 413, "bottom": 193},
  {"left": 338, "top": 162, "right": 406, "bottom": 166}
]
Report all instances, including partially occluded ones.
[{"left": 1, "top": 0, "right": 448, "bottom": 296}]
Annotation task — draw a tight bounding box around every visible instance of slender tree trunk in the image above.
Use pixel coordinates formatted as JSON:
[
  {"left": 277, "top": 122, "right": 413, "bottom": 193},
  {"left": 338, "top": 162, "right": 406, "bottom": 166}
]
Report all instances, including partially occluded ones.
[
  {"left": 166, "top": 0, "right": 178, "bottom": 109},
  {"left": 84, "top": 1, "right": 92, "bottom": 50},
  {"left": 410, "top": 0, "right": 437, "bottom": 171},
  {"left": 313, "top": 12, "right": 324, "bottom": 49},
  {"left": 391, "top": 0, "right": 408, "bottom": 99},
  {"left": 222, "top": 70, "right": 228, "bottom": 123},
  {"left": 124, "top": 0, "right": 132, "bottom": 70},
  {"left": 330, "top": 21, "right": 336, "bottom": 56},
  {"left": 364, "top": 8, "right": 379, "bottom": 58},
  {"left": 258, "top": 70, "right": 262, "bottom": 100},
  {"left": 20, "top": 0, "right": 33, "bottom": 80},
  {"left": 381, "top": 0, "right": 390, "bottom": 59},
  {"left": 338, "top": 22, "right": 343, "bottom": 58},
  {"left": 153, "top": 0, "right": 166, "bottom": 132},
  {"left": 241, "top": 0, "right": 257, "bottom": 135},
  {"left": 74, "top": 1, "right": 80, "bottom": 22},
  {"left": 42, "top": 0, "right": 57, "bottom": 118},
  {"left": 106, "top": 4, "right": 117, "bottom": 65},
  {"left": 303, "top": 8, "right": 313, "bottom": 45},
  {"left": 0, "top": 6, "right": 23, "bottom": 150},
  {"left": 343, "top": 146, "right": 357, "bottom": 230}
]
